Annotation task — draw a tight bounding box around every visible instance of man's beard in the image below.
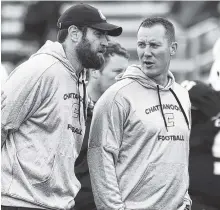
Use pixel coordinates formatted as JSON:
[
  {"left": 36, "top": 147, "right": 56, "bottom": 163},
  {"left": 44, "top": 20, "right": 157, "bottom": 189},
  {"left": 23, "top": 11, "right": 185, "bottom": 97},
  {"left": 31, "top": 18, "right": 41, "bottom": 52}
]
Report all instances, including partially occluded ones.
[{"left": 76, "top": 38, "right": 105, "bottom": 70}]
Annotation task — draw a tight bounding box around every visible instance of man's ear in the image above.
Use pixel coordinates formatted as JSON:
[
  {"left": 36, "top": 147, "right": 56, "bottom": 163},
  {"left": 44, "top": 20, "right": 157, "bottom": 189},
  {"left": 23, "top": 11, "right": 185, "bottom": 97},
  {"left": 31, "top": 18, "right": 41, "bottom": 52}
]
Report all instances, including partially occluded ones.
[
  {"left": 90, "top": 70, "right": 101, "bottom": 79},
  {"left": 170, "top": 42, "right": 178, "bottom": 56},
  {"left": 68, "top": 25, "right": 82, "bottom": 42}
]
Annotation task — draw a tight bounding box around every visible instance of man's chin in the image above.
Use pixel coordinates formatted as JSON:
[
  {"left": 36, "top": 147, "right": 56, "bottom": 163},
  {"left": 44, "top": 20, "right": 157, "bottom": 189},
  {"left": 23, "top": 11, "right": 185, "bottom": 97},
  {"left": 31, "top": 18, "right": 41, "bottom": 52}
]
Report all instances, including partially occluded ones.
[
  {"left": 142, "top": 65, "right": 154, "bottom": 72},
  {"left": 142, "top": 67, "right": 158, "bottom": 77}
]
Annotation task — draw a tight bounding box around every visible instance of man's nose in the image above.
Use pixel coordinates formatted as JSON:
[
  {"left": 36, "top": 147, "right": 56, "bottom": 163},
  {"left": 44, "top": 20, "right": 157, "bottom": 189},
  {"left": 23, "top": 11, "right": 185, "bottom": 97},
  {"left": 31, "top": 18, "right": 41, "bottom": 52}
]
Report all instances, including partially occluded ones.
[
  {"left": 144, "top": 45, "right": 152, "bottom": 56},
  {"left": 101, "top": 35, "right": 108, "bottom": 47}
]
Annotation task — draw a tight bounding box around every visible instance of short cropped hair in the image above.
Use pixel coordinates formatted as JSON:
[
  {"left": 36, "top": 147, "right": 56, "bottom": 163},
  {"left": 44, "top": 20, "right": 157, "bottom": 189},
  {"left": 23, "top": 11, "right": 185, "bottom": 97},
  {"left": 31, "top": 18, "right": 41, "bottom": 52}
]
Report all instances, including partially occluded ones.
[
  {"left": 138, "top": 17, "right": 175, "bottom": 44},
  {"left": 103, "top": 41, "right": 130, "bottom": 65},
  {"left": 57, "top": 26, "right": 87, "bottom": 43},
  {"left": 98, "top": 41, "right": 130, "bottom": 72}
]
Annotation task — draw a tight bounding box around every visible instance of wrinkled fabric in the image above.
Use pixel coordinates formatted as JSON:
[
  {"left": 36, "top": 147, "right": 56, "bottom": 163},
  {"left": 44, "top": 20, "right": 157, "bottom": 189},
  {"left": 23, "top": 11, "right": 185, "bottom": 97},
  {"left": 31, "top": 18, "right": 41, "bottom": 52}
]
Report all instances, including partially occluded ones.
[
  {"left": 1, "top": 41, "right": 86, "bottom": 209},
  {"left": 88, "top": 64, "right": 192, "bottom": 210}
]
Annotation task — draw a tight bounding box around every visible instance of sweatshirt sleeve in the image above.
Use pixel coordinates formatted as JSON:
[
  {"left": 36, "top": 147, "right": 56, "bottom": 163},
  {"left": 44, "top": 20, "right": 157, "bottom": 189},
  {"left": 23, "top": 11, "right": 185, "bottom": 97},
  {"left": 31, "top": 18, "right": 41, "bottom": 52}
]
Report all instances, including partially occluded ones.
[
  {"left": 1, "top": 67, "right": 46, "bottom": 147},
  {"left": 87, "top": 94, "right": 126, "bottom": 210},
  {"left": 183, "top": 94, "right": 192, "bottom": 209},
  {"left": 183, "top": 190, "right": 192, "bottom": 209}
]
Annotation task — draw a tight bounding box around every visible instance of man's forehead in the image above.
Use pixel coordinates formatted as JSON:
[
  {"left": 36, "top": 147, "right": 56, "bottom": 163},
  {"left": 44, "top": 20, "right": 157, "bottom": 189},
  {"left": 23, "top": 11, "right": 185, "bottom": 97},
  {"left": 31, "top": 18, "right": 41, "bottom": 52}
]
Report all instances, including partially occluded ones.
[
  {"left": 137, "top": 25, "right": 166, "bottom": 40},
  {"left": 105, "top": 54, "right": 128, "bottom": 69}
]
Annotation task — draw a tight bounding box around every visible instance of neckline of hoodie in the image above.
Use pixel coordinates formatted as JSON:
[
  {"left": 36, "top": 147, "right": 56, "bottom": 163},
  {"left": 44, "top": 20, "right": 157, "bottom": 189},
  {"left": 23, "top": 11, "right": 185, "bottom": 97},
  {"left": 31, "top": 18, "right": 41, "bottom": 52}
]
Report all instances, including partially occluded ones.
[{"left": 121, "top": 65, "right": 175, "bottom": 91}]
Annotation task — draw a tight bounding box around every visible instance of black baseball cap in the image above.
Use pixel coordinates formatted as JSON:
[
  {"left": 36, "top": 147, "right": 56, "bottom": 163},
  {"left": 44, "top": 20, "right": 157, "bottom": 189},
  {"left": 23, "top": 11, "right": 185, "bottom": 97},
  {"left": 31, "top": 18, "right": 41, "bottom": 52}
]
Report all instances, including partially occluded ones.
[{"left": 57, "top": 3, "right": 122, "bottom": 36}]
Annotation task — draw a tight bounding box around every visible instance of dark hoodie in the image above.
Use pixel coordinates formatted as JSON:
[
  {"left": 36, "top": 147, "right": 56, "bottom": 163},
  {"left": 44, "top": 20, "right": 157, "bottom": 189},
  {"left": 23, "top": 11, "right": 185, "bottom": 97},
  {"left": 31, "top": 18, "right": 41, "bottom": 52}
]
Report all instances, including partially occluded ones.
[
  {"left": 88, "top": 64, "right": 192, "bottom": 210},
  {"left": 185, "top": 81, "right": 220, "bottom": 208}
]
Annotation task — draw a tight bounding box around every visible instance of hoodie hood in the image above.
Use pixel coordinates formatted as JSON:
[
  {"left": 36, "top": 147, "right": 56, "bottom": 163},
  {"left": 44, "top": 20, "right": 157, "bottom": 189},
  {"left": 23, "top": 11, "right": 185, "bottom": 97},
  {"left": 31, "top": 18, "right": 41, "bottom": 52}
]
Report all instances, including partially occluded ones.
[
  {"left": 117, "top": 64, "right": 189, "bottom": 131},
  {"left": 118, "top": 64, "right": 175, "bottom": 91},
  {"left": 31, "top": 40, "right": 87, "bottom": 124},
  {"left": 31, "top": 40, "right": 79, "bottom": 79}
]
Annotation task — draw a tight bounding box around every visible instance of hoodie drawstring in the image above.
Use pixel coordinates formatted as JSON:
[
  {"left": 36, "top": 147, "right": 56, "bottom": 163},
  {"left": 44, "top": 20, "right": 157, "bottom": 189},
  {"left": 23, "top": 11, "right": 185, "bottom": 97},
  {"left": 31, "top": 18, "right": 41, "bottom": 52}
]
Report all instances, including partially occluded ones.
[
  {"left": 157, "top": 85, "right": 168, "bottom": 132},
  {"left": 77, "top": 74, "right": 87, "bottom": 126},
  {"left": 77, "top": 79, "right": 81, "bottom": 125},
  {"left": 82, "top": 79, "right": 87, "bottom": 123},
  {"left": 169, "top": 88, "right": 190, "bottom": 130},
  {"left": 156, "top": 85, "right": 190, "bottom": 131}
]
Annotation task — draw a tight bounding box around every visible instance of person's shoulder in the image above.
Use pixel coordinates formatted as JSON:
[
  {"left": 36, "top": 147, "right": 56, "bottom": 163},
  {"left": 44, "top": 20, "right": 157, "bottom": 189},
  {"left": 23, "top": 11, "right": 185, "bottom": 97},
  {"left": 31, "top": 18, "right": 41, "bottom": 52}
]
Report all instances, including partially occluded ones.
[
  {"left": 9, "top": 53, "right": 60, "bottom": 82},
  {"left": 103, "top": 78, "right": 135, "bottom": 100},
  {"left": 181, "top": 80, "right": 216, "bottom": 100},
  {"left": 173, "top": 82, "right": 190, "bottom": 97},
  {"left": 94, "top": 79, "right": 133, "bottom": 110},
  {"left": 30, "top": 54, "right": 78, "bottom": 83},
  {"left": 108, "top": 78, "right": 136, "bottom": 95},
  {"left": 173, "top": 82, "right": 192, "bottom": 108},
  {"left": 31, "top": 54, "right": 62, "bottom": 73}
]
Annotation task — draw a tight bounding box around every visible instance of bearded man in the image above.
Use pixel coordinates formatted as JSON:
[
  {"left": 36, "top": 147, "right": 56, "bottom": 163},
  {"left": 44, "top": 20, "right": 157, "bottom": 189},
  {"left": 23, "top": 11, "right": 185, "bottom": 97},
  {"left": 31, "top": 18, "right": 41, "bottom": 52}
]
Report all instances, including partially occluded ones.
[{"left": 1, "top": 3, "right": 122, "bottom": 210}]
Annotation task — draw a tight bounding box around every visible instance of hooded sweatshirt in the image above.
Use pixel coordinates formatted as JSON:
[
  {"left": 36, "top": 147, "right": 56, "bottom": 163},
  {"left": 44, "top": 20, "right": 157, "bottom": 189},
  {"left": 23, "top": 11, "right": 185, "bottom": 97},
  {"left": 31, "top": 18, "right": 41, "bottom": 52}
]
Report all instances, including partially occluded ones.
[
  {"left": 1, "top": 41, "right": 87, "bottom": 210},
  {"left": 88, "top": 65, "right": 191, "bottom": 210}
]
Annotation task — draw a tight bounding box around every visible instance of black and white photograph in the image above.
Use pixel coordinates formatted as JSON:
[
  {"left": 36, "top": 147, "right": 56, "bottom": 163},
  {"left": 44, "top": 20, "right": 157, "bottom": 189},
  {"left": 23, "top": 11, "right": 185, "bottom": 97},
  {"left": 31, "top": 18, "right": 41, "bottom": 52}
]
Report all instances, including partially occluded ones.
[{"left": 1, "top": 1, "right": 220, "bottom": 210}]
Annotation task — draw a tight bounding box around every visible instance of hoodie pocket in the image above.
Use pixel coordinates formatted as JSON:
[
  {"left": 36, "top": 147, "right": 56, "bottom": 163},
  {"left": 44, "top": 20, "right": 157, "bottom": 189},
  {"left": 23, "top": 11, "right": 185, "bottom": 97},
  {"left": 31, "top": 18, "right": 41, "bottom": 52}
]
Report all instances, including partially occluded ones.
[
  {"left": 128, "top": 162, "right": 186, "bottom": 209},
  {"left": 16, "top": 145, "right": 56, "bottom": 184}
]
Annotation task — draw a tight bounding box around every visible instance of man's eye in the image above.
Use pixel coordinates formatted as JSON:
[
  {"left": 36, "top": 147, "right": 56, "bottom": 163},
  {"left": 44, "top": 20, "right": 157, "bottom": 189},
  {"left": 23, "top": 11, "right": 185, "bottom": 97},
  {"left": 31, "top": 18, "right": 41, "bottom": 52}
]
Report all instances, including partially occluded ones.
[
  {"left": 151, "top": 43, "right": 159, "bottom": 48},
  {"left": 138, "top": 43, "right": 145, "bottom": 48},
  {"left": 114, "top": 69, "right": 123, "bottom": 73},
  {"left": 95, "top": 31, "right": 102, "bottom": 37}
]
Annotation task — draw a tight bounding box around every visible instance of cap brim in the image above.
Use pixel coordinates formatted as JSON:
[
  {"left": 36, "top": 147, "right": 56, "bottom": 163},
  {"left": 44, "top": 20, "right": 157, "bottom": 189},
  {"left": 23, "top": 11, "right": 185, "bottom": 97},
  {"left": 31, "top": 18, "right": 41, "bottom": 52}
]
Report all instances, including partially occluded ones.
[{"left": 90, "top": 22, "right": 122, "bottom": 36}]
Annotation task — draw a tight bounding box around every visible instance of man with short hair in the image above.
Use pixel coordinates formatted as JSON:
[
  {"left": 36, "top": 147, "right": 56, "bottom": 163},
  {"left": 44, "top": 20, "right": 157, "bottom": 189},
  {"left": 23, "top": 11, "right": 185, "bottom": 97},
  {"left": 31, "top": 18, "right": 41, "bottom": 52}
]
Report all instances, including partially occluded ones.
[
  {"left": 88, "top": 17, "right": 192, "bottom": 210},
  {"left": 1, "top": 3, "right": 122, "bottom": 210},
  {"left": 74, "top": 41, "right": 129, "bottom": 210}
]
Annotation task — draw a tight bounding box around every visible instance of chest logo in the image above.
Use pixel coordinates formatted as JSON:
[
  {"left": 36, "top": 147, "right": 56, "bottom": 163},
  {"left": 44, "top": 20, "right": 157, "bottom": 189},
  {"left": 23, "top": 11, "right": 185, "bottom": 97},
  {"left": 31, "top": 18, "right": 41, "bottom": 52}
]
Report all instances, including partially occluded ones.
[
  {"left": 164, "top": 113, "right": 175, "bottom": 127},
  {"left": 72, "top": 103, "right": 79, "bottom": 118}
]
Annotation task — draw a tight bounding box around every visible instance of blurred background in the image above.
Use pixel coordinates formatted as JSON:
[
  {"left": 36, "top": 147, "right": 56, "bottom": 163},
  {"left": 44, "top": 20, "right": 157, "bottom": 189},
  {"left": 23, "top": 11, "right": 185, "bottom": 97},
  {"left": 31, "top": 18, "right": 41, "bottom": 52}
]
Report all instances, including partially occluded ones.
[
  {"left": 1, "top": 1, "right": 220, "bottom": 209},
  {"left": 1, "top": 0, "right": 220, "bottom": 84}
]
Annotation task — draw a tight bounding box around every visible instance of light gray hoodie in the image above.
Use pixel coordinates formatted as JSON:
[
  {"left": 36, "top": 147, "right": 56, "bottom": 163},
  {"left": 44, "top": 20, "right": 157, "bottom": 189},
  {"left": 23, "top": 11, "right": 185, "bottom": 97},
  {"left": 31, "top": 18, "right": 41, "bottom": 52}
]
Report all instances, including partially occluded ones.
[
  {"left": 1, "top": 41, "right": 87, "bottom": 210},
  {"left": 88, "top": 65, "right": 192, "bottom": 210}
]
